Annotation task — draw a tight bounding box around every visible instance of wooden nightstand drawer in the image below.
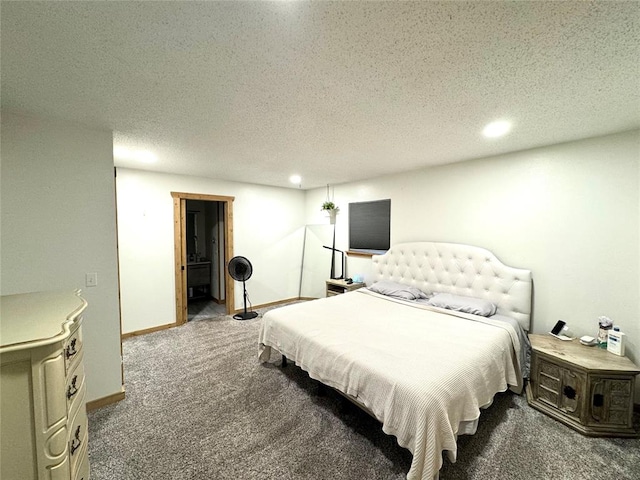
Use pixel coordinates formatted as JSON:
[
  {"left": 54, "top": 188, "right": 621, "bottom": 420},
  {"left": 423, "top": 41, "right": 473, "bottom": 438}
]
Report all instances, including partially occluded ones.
[
  {"left": 558, "top": 369, "right": 585, "bottom": 421},
  {"left": 587, "top": 377, "right": 635, "bottom": 427},
  {"left": 533, "top": 357, "right": 585, "bottom": 423},
  {"left": 538, "top": 360, "right": 561, "bottom": 391},
  {"left": 537, "top": 385, "right": 559, "bottom": 407}
]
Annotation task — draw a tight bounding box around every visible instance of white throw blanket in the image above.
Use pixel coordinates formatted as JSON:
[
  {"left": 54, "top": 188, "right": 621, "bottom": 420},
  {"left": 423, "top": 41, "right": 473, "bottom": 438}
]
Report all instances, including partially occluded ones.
[{"left": 258, "top": 290, "right": 523, "bottom": 480}]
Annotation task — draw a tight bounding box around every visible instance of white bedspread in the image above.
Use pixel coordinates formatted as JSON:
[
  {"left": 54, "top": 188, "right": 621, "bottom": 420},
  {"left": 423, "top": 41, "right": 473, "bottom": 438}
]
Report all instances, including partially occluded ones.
[{"left": 258, "top": 289, "right": 523, "bottom": 480}]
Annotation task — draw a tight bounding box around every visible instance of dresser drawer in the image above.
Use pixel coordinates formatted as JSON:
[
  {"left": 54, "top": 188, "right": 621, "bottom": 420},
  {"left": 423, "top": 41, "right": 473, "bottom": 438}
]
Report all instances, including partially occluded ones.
[
  {"left": 68, "top": 402, "right": 88, "bottom": 477},
  {"left": 45, "top": 423, "right": 69, "bottom": 462},
  {"left": 64, "top": 323, "right": 83, "bottom": 373},
  {"left": 74, "top": 447, "right": 90, "bottom": 480},
  {"left": 41, "top": 350, "right": 68, "bottom": 429},
  {"left": 48, "top": 455, "right": 71, "bottom": 480},
  {"left": 66, "top": 356, "right": 86, "bottom": 418}
]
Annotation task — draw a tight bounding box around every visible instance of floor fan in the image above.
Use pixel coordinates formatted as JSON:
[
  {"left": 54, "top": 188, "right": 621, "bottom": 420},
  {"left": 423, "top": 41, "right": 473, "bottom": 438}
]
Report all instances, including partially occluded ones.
[{"left": 228, "top": 256, "right": 258, "bottom": 320}]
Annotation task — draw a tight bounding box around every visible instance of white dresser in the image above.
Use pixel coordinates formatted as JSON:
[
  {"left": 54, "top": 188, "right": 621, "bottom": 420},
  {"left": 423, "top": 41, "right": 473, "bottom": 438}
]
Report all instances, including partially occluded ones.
[{"left": 1, "top": 290, "right": 90, "bottom": 480}]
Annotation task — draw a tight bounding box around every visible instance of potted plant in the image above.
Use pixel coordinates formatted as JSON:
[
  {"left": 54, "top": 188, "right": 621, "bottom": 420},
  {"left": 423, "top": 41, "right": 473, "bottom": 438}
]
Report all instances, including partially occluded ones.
[
  {"left": 321, "top": 201, "right": 339, "bottom": 224},
  {"left": 321, "top": 201, "right": 337, "bottom": 211}
]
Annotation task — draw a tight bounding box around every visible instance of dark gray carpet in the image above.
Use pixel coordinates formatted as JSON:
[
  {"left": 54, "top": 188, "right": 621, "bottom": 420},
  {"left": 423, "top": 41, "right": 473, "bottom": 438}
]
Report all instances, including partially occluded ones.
[
  {"left": 187, "top": 298, "right": 226, "bottom": 321},
  {"left": 88, "top": 305, "right": 640, "bottom": 480}
]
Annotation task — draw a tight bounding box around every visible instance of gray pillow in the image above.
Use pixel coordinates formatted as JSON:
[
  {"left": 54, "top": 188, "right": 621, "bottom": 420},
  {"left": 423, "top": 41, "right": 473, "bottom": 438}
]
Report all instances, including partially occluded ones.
[
  {"left": 368, "top": 280, "right": 429, "bottom": 301},
  {"left": 427, "top": 293, "right": 497, "bottom": 317}
]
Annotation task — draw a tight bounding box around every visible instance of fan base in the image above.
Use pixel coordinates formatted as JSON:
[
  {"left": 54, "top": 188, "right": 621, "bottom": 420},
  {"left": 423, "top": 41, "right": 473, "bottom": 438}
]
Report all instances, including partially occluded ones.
[{"left": 233, "top": 311, "right": 258, "bottom": 321}]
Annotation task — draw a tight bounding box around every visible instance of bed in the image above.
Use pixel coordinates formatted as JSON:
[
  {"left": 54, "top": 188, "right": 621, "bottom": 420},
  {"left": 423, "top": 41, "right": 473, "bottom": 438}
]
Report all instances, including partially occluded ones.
[{"left": 258, "top": 242, "right": 532, "bottom": 480}]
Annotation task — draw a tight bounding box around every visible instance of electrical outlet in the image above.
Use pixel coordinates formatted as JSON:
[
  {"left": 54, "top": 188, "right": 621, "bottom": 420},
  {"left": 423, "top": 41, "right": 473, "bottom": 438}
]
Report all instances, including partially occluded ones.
[{"left": 85, "top": 272, "right": 98, "bottom": 287}]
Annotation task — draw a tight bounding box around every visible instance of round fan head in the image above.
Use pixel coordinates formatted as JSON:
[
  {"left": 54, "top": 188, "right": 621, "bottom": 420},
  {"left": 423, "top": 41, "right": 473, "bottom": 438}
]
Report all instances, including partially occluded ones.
[{"left": 228, "top": 256, "right": 253, "bottom": 282}]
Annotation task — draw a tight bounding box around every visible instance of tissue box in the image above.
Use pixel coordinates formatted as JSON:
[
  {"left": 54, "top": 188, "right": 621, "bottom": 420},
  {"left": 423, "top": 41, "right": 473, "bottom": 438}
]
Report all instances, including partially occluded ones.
[{"left": 607, "top": 330, "right": 625, "bottom": 356}]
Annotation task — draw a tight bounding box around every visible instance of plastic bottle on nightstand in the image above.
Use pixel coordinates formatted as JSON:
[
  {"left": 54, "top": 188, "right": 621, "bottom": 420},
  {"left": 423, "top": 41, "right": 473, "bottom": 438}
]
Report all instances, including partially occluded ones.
[
  {"left": 607, "top": 326, "right": 626, "bottom": 356},
  {"left": 597, "top": 316, "right": 613, "bottom": 348}
]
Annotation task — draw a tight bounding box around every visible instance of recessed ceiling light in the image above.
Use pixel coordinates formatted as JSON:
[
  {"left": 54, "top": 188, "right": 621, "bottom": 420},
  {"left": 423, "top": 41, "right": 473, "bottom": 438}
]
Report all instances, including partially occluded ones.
[
  {"left": 289, "top": 174, "right": 302, "bottom": 185},
  {"left": 114, "top": 146, "right": 158, "bottom": 163},
  {"left": 482, "top": 120, "right": 512, "bottom": 138}
]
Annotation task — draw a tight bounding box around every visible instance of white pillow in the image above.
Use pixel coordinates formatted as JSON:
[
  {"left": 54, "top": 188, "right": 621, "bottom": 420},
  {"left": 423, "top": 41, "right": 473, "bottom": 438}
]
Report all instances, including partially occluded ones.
[
  {"left": 427, "top": 293, "right": 497, "bottom": 317},
  {"left": 368, "top": 280, "right": 429, "bottom": 301}
]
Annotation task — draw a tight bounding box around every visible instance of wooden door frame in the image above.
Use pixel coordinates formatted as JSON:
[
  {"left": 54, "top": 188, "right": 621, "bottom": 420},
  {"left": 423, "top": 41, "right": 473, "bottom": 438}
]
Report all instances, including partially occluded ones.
[{"left": 171, "top": 192, "right": 235, "bottom": 326}]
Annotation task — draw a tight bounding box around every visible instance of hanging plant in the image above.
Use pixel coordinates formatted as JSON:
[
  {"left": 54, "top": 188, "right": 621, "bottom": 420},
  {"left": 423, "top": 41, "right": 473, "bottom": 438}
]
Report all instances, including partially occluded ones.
[
  {"left": 321, "top": 201, "right": 339, "bottom": 225},
  {"left": 321, "top": 201, "right": 338, "bottom": 212},
  {"left": 322, "top": 185, "right": 339, "bottom": 224}
]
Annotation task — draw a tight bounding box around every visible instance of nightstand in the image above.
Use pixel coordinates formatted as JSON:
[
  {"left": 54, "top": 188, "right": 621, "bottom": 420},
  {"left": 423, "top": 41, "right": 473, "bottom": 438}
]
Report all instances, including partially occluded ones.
[
  {"left": 325, "top": 279, "right": 365, "bottom": 297},
  {"left": 527, "top": 333, "right": 639, "bottom": 437}
]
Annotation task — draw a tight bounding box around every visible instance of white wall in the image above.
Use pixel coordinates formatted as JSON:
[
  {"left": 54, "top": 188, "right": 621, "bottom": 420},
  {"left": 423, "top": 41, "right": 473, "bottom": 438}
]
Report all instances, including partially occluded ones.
[
  {"left": 1, "top": 112, "right": 123, "bottom": 403},
  {"left": 305, "top": 130, "right": 640, "bottom": 397},
  {"left": 116, "top": 168, "right": 305, "bottom": 334}
]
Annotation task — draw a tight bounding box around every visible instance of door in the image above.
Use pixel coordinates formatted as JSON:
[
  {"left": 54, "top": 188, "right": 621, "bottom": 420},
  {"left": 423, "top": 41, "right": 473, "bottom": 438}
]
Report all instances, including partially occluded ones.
[{"left": 171, "top": 192, "right": 235, "bottom": 326}]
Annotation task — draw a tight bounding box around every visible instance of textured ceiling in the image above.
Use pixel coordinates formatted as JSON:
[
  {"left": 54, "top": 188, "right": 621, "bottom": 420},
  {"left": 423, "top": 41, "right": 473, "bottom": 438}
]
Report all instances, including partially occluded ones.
[{"left": 2, "top": 1, "right": 638, "bottom": 190}]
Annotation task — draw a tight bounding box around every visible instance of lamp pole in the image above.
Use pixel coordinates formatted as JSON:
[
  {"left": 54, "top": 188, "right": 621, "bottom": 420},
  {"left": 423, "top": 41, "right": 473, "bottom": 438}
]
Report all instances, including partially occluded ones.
[{"left": 330, "top": 223, "right": 336, "bottom": 279}]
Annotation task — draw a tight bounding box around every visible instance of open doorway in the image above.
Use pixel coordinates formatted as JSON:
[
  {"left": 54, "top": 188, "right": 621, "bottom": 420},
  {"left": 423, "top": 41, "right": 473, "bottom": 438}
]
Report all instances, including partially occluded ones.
[
  {"left": 171, "top": 192, "right": 235, "bottom": 325},
  {"left": 185, "top": 199, "right": 226, "bottom": 320}
]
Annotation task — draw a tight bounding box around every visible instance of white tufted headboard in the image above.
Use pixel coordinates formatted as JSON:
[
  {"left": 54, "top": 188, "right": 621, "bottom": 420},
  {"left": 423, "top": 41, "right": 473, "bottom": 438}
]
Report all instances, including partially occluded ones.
[{"left": 371, "top": 242, "right": 533, "bottom": 330}]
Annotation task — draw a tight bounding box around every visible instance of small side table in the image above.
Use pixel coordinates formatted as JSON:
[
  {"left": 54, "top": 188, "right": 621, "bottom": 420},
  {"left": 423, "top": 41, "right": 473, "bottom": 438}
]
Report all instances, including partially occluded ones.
[
  {"left": 527, "top": 333, "right": 639, "bottom": 437},
  {"left": 325, "top": 279, "right": 365, "bottom": 297}
]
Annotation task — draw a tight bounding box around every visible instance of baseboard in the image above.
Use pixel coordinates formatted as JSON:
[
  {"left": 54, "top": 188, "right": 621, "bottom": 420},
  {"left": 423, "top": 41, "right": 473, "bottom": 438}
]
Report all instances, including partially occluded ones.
[
  {"left": 124, "top": 298, "right": 310, "bottom": 338},
  {"left": 86, "top": 388, "right": 126, "bottom": 411},
  {"left": 122, "top": 322, "right": 175, "bottom": 340},
  {"left": 232, "top": 296, "right": 311, "bottom": 314}
]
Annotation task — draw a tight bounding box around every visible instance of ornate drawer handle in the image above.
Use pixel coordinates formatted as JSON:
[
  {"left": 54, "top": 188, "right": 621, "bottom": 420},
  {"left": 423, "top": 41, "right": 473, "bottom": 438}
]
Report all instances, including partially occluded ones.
[
  {"left": 67, "top": 376, "right": 78, "bottom": 400},
  {"left": 66, "top": 339, "right": 78, "bottom": 359},
  {"left": 70, "top": 425, "right": 81, "bottom": 455},
  {"left": 563, "top": 385, "right": 576, "bottom": 400},
  {"left": 591, "top": 380, "right": 604, "bottom": 422}
]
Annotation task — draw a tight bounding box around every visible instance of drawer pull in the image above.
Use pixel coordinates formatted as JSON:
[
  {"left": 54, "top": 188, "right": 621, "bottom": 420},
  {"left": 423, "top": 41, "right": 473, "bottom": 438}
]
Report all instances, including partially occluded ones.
[
  {"left": 67, "top": 376, "right": 79, "bottom": 399},
  {"left": 70, "top": 425, "right": 82, "bottom": 455},
  {"left": 592, "top": 393, "right": 604, "bottom": 422},
  {"left": 591, "top": 379, "right": 605, "bottom": 422},
  {"left": 563, "top": 385, "right": 576, "bottom": 400},
  {"left": 66, "top": 339, "right": 78, "bottom": 359}
]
